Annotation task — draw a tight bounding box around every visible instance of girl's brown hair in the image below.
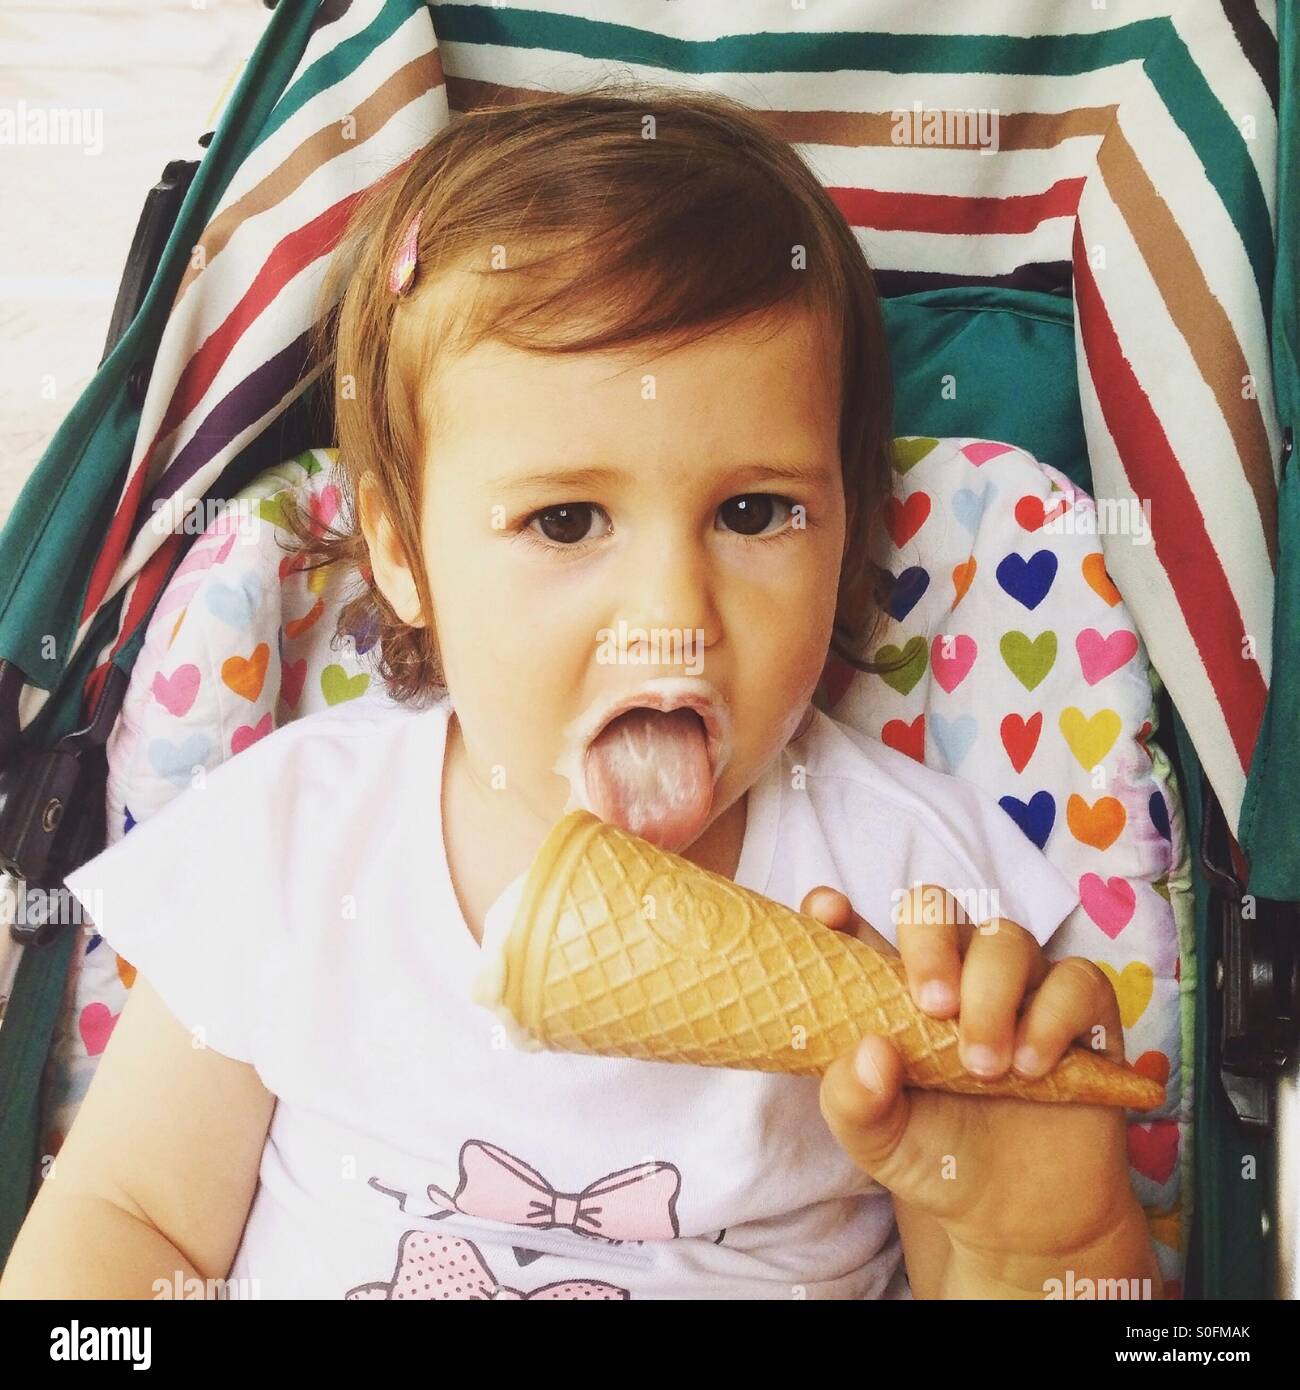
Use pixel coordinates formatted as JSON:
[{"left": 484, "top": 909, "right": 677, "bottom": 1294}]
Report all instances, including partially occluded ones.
[{"left": 284, "top": 81, "right": 898, "bottom": 705}]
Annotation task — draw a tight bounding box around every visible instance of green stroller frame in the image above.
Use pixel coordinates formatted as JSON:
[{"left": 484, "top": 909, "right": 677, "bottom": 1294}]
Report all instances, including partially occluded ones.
[{"left": 0, "top": 1, "right": 1296, "bottom": 1300}]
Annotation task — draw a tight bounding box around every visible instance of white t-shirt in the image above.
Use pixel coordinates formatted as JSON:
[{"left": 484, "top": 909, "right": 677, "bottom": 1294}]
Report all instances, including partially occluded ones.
[{"left": 64, "top": 688, "right": 1079, "bottom": 1301}]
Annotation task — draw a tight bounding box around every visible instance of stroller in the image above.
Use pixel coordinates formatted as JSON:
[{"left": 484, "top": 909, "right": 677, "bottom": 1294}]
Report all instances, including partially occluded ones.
[{"left": 0, "top": 0, "right": 1295, "bottom": 1300}]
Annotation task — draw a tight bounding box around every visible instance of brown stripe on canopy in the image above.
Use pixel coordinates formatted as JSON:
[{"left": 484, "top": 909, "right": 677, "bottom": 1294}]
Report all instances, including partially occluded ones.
[
  {"left": 170, "top": 48, "right": 446, "bottom": 311},
  {"left": 762, "top": 105, "right": 1114, "bottom": 151},
  {"left": 449, "top": 76, "right": 1115, "bottom": 153}
]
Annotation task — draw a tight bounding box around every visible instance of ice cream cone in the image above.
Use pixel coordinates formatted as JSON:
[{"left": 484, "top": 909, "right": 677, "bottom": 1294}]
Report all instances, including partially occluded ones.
[{"left": 482, "top": 810, "right": 1165, "bottom": 1111}]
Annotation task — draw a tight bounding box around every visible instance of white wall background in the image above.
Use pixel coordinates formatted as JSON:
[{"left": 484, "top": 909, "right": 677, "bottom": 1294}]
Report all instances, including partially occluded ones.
[{"left": 0, "top": 0, "right": 271, "bottom": 528}]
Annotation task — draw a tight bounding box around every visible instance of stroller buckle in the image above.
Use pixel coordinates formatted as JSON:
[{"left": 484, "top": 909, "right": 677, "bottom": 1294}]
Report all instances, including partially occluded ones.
[
  {"left": 0, "top": 671, "right": 121, "bottom": 947},
  {"left": 0, "top": 748, "right": 82, "bottom": 893}
]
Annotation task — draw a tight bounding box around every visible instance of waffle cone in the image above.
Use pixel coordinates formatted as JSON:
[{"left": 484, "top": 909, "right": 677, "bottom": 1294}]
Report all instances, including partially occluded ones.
[{"left": 492, "top": 811, "right": 1164, "bottom": 1111}]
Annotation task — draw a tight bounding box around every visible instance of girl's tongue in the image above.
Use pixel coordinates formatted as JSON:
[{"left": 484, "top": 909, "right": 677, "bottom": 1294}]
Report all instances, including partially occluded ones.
[{"left": 584, "top": 707, "right": 714, "bottom": 851}]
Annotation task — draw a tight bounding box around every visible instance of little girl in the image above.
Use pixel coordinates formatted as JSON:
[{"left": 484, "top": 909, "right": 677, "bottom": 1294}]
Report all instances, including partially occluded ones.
[{"left": 2, "top": 85, "right": 1160, "bottom": 1300}]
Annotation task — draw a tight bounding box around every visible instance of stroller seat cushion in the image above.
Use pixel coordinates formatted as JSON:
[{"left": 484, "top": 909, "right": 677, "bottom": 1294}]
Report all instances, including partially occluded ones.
[
  {"left": 51, "top": 436, "right": 1191, "bottom": 1291},
  {"left": 47, "top": 448, "right": 381, "bottom": 1129},
  {"left": 104, "top": 448, "right": 380, "bottom": 835},
  {"left": 824, "top": 437, "right": 1190, "bottom": 1231}
]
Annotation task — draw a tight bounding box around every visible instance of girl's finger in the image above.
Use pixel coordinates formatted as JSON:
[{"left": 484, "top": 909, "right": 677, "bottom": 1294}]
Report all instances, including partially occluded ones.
[
  {"left": 819, "top": 1035, "right": 918, "bottom": 1192},
  {"left": 1011, "top": 956, "right": 1124, "bottom": 1079},
  {"left": 956, "top": 918, "right": 1048, "bottom": 1078},
  {"left": 800, "top": 886, "right": 896, "bottom": 956},
  {"left": 893, "top": 884, "right": 968, "bottom": 1019}
]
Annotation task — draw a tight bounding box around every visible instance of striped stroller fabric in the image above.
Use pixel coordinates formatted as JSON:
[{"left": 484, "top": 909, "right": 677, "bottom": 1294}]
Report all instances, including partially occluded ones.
[{"left": 37, "top": 0, "right": 1279, "bottom": 846}]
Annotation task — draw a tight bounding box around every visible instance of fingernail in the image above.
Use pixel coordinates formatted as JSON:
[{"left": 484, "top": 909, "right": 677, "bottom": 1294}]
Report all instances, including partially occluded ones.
[
  {"left": 1013, "top": 1045, "right": 1041, "bottom": 1076},
  {"left": 962, "top": 1043, "right": 1002, "bottom": 1077},
  {"left": 855, "top": 1040, "right": 885, "bottom": 1092},
  {"left": 918, "top": 980, "right": 956, "bottom": 1013}
]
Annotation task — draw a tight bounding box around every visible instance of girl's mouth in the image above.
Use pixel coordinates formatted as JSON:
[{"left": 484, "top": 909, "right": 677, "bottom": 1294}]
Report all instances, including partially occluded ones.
[{"left": 564, "top": 683, "right": 731, "bottom": 852}]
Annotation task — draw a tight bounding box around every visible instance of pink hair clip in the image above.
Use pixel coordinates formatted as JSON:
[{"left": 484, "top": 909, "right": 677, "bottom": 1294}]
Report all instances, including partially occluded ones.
[{"left": 389, "top": 209, "right": 424, "bottom": 297}]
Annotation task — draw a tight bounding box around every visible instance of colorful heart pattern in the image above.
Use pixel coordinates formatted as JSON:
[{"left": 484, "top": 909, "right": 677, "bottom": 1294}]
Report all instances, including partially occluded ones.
[
  {"left": 1097, "top": 960, "right": 1154, "bottom": 1027},
  {"left": 996, "top": 550, "right": 1058, "bottom": 610},
  {"left": 1127, "top": 1120, "right": 1178, "bottom": 1185},
  {"left": 148, "top": 733, "right": 212, "bottom": 787},
  {"left": 78, "top": 1002, "right": 119, "bottom": 1057},
  {"left": 1014, "top": 493, "right": 1069, "bottom": 531},
  {"left": 846, "top": 438, "right": 1183, "bottom": 1242},
  {"left": 889, "top": 436, "right": 939, "bottom": 475},
  {"left": 1060, "top": 706, "right": 1121, "bottom": 771},
  {"left": 882, "top": 714, "right": 925, "bottom": 762},
  {"left": 876, "top": 637, "right": 927, "bottom": 696},
  {"left": 322, "top": 664, "right": 371, "bottom": 706},
  {"left": 1066, "top": 794, "right": 1127, "bottom": 851},
  {"left": 886, "top": 491, "right": 931, "bottom": 547},
  {"left": 929, "top": 711, "right": 977, "bottom": 771},
  {"left": 999, "top": 711, "right": 1041, "bottom": 773},
  {"left": 892, "top": 437, "right": 940, "bottom": 473},
  {"left": 960, "top": 440, "right": 1012, "bottom": 466},
  {"left": 128, "top": 472, "right": 379, "bottom": 797},
  {"left": 280, "top": 657, "right": 308, "bottom": 711},
  {"left": 1000, "top": 630, "right": 1056, "bottom": 691},
  {"left": 1080, "top": 872, "right": 1138, "bottom": 937},
  {"left": 885, "top": 567, "right": 929, "bottom": 621},
  {"left": 998, "top": 790, "right": 1056, "bottom": 850},
  {"left": 952, "top": 486, "right": 992, "bottom": 533},
  {"left": 1077, "top": 627, "right": 1137, "bottom": 685},
  {"left": 150, "top": 664, "right": 200, "bottom": 717},
  {"left": 203, "top": 572, "right": 263, "bottom": 630},
  {"left": 232, "top": 712, "right": 274, "bottom": 755},
  {"left": 1149, "top": 791, "right": 1171, "bottom": 841},
  {"left": 221, "top": 643, "right": 270, "bottom": 702},
  {"left": 1082, "top": 552, "right": 1121, "bottom": 606},
  {"left": 951, "top": 557, "right": 976, "bottom": 606},
  {"left": 930, "top": 634, "right": 977, "bottom": 693}
]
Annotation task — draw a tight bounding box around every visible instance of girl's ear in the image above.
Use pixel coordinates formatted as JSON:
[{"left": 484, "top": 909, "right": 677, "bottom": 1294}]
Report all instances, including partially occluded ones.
[{"left": 357, "top": 473, "right": 426, "bottom": 628}]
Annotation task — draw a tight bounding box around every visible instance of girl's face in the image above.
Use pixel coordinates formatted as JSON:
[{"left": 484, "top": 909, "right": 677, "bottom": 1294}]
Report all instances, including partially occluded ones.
[{"left": 366, "top": 303, "right": 848, "bottom": 853}]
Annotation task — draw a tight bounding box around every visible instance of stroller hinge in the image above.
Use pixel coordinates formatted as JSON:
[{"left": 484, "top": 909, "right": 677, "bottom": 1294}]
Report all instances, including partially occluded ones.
[
  {"left": 1201, "top": 770, "right": 1300, "bottom": 1129},
  {"left": 1216, "top": 893, "right": 1300, "bottom": 1129}
]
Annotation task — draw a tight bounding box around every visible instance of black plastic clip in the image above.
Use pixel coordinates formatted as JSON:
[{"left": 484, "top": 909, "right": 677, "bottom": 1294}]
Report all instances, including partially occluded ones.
[
  {"left": 0, "top": 665, "right": 126, "bottom": 947},
  {"left": 1201, "top": 771, "right": 1300, "bottom": 1130}
]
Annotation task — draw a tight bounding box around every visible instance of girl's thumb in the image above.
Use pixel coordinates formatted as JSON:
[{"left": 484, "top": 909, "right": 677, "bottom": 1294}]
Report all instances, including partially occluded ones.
[{"left": 818, "top": 1035, "right": 914, "bottom": 1188}]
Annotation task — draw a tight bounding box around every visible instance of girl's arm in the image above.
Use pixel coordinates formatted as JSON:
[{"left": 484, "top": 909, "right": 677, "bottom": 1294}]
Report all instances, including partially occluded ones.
[
  {"left": 893, "top": 1197, "right": 953, "bottom": 1298},
  {"left": 896, "top": 1188, "right": 1162, "bottom": 1300},
  {"left": 0, "top": 975, "right": 274, "bottom": 1298},
  {"left": 937, "top": 1195, "right": 1163, "bottom": 1300}
]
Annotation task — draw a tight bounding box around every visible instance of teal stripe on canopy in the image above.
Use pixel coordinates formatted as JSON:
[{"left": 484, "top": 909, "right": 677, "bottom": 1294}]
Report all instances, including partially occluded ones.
[{"left": 1239, "top": 0, "right": 1300, "bottom": 896}]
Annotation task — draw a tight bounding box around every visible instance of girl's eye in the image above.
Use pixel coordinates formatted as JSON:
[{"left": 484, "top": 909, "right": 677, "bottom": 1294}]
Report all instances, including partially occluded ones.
[
  {"left": 716, "top": 494, "right": 796, "bottom": 537},
  {"left": 527, "top": 503, "right": 610, "bottom": 546}
]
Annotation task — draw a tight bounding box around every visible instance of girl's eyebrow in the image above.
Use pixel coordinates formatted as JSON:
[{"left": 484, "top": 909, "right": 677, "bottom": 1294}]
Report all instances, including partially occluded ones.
[
  {"left": 489, "top": 466, "right": 621, "bottom": 499},
  {"left": 489, "top": 459, "right": 833, "bottom": 499},
  {"left": 728, "top": 460, "right": 836, "bottom": 489}
]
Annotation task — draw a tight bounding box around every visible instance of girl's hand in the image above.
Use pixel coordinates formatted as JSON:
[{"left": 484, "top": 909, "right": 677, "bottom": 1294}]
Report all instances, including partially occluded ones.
[{"left": 801, "top": 884, "right": 1153, "bottom": 1294}]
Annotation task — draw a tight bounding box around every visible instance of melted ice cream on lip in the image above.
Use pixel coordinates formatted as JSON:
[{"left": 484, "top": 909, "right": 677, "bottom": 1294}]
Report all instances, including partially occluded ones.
[{"left": 552, "top": 678, "right": 733, "bottom": 848}]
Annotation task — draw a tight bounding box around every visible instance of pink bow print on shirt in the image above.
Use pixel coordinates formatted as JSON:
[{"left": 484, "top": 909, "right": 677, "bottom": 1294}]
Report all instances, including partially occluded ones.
[
  {"left": 421, "top": 1139, "right": 682, "bottom": 1242},
  {"left": 345, "top": 1231, "right": 629, "bottom": 1301}
]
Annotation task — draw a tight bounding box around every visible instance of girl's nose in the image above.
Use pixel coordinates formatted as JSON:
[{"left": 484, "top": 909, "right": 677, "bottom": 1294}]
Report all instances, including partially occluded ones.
[{"left": 614, "top": 528, "right": 722, "bottom": 662}]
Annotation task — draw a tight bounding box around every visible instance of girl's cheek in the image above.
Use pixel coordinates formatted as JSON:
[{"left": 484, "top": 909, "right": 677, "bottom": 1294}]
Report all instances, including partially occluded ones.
[{"left": 718, "top": 544, "right": 840, "bottom": 635}]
